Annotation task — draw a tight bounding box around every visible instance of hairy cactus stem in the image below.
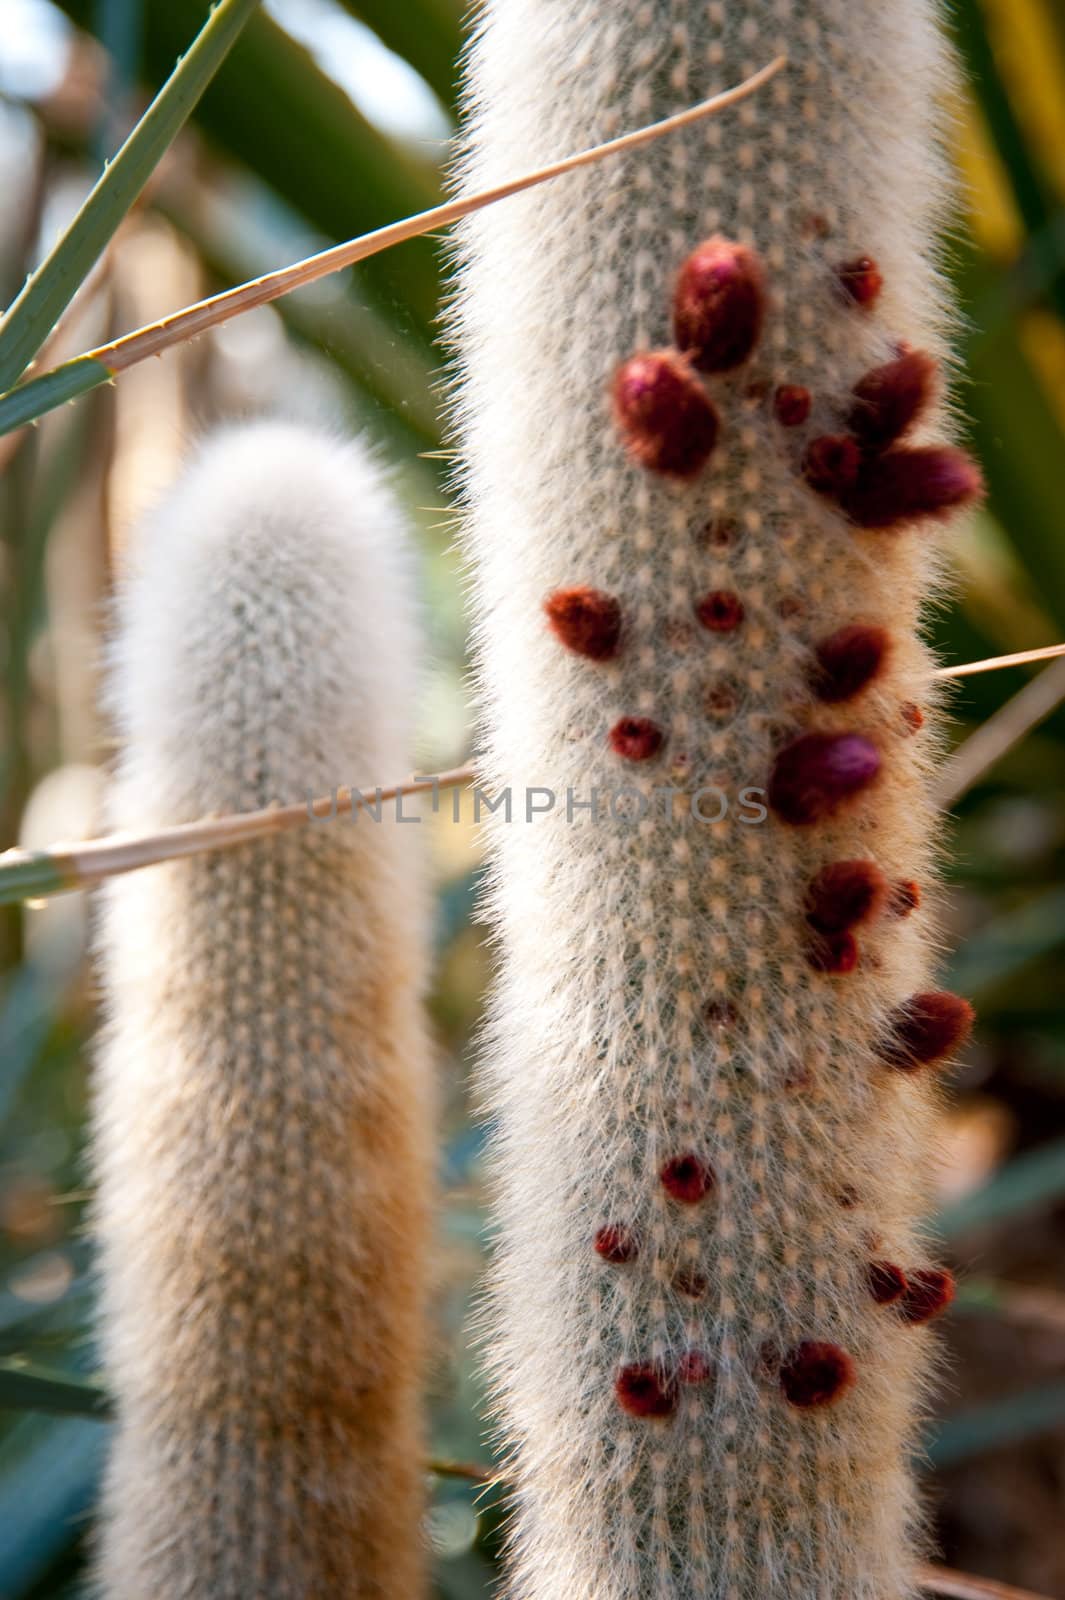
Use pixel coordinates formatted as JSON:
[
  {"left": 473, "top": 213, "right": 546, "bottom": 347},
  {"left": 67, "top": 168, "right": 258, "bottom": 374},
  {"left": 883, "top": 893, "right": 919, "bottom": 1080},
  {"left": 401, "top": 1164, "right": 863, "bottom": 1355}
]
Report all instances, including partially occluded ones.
[
  {"left": 93, "top": 423, "right": 432, "bottom": 1599},
  {"left": 457, "top": 3, "right": 980, "bottom": 1596}
]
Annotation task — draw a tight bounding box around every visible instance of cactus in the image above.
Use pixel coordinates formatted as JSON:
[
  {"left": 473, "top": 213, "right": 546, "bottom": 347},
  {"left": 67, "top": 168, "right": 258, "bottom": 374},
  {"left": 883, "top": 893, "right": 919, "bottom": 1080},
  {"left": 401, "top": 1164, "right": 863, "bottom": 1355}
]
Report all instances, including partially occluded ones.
[
  {"left": 456, "top": 3, "right": 978, "bottom": 1597},
  {"left": 92, "top": 421, "right": 431, "bottom": 1598}
]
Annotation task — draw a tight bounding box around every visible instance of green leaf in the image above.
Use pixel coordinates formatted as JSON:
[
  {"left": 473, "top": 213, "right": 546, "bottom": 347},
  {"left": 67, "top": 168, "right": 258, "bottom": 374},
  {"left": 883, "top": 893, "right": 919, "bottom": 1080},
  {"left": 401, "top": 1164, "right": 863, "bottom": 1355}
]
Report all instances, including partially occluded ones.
[
  {"left": 946, "top": 886, "right": 1065, "bottom": 996},
  {"left": 54, "top": 0, "right": 444, "bottom": 343},
  {"left": 0, "top": 1417, "right": 104, "bottom": 1594},
  {"left": 0, "top": 1360, "right": 110, "bottom": 1420},
  {"left": 0, "top": 355, "right": 111, "bottom": 439},
  {"left": 938, "top": 1136, "right": 1065, "bottom": 1237},
  {"left": 925, "top": 1383, "right": 1065, "bottom": 1468},
  {"left": 0, "top": 0, "right": 262, "bottom": 392}
]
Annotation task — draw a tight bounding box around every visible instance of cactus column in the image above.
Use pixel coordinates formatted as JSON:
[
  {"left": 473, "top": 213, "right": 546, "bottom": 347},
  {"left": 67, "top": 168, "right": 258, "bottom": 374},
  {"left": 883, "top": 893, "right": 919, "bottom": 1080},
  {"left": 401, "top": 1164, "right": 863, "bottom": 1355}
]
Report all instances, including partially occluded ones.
[
  {"left": 93, "top": 422, "right": 431, "bottom": 1598},
  {"left": 456, "top": 4, "right": 976, "bottom": 1597}
]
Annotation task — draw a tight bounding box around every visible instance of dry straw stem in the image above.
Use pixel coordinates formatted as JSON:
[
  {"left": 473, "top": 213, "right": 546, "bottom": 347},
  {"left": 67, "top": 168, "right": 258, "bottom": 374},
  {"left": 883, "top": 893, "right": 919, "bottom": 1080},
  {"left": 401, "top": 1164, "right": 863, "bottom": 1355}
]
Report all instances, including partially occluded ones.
[
  {"left": 0, "top": 766, "right": 475, "bottom": 904},
  {"left": 917, "top": 1564, "right": 1054, "bottom": 1600},
  {"left": 3, "top": 640, "right": 1061, "bottom": 906},
  {"left": 933, "top": 642, "right": 1065, "bottom": 679},
  {"left": 936, "top": 651, "right": 1065, "bottom": 805},
  {"left": 0, "top": 57, "right": 784, "bottom": 438}
]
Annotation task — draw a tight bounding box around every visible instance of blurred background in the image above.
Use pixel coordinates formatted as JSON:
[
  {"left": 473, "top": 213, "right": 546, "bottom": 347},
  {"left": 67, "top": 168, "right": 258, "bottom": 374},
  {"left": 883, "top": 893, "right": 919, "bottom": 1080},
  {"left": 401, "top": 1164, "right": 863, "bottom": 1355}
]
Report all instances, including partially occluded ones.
[{"left": 0, "top": 1, "right": 1064, "bottom": 1595}]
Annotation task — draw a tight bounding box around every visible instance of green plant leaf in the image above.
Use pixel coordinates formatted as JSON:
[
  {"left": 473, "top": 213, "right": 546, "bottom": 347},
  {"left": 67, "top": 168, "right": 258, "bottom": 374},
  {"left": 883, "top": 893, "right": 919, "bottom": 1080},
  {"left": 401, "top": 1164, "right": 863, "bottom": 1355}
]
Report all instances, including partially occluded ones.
[
  {"left": 0, "top": 1360, "right": 110, "bottom": 1420},
  {"left": 0, "top": 0, "right": 261, "bottom": 392},
  {"left": 946, "top": 886, "right": 1065, "bottom": 996},
  {"left": 0, "top": 1417, "right": 104, "bottom": 1595},
  {"left": 938, "top": 1136, "right": 1065, "bottom": 1237},
  {"left": 53, "top": 0, "right": 444, "bottom": 344},
  {"left": 925, "top": 1383, "right": 1065, "bottom": 1468}
]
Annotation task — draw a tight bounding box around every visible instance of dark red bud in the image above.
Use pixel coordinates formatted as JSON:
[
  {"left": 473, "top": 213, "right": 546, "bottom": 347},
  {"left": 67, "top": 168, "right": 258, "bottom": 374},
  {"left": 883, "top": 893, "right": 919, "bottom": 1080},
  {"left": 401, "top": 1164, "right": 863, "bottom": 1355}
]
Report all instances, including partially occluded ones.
[
  {"left": 848, "top": 348, "right": 937, "bottom": 449},
  {"left": 804, "top": 434, "right": 861, "bottom": 494},
  {"left": 806, "top": 860, "right": 888, "bottom": 934},
  {"left": 609, "top": 716, "right": 664, "bottom": 762},
  {"left": 898, "top": 1268, "right": 955, "bottom": 1324},
  {"left": 779, "top": 1341, "right": 855, "bottom": 1408},
  {"left": 774, "top": 384, "right": 812, "bottom": 426},
  {"left": 890, "top": 879, "right": 921, "bottom": 917},
  {"left": 673, "top": 236, "right": 766, "bottom": 372},
  {"left": 694, "top": 590, "right": 745, "bottom": 633},
  {"left": 768, "top": 732, "right": 880, "bottom": 826},
  {"left": 615, "top": 1363, "right": 678, "bottom": 1418},
  {"left": 838, "top": 255, "right": 883, "bottom": 308},
  {"left": 807, "top": 930, "right": 859, "bottom": 974},
  {"left": 594, "top": 1225, "right": 639, "bottom": 1264},
  {"left": 812, "top": 624, "right": 891, "bottom": 703},
  {"left": 678, "top": 1349, "right": 715, "bottom": 1385},
  {"left": 868, "top": 1260, "right": 908, "bottom": 1306},
  {"left": 612, "top": 350, "right": 719, "bottom": 477},
  {"left": 879, "top": 991, "right": 973, "bottom": 1071},
  {"left": 544, "top": 586, "right": 622, "bottom": 661},
  {"left": 660, "top": 1153, "right": 715, "bottom": 1204},
  {"left": 839, "top": 446, "right": 983, "bottom": 530}
]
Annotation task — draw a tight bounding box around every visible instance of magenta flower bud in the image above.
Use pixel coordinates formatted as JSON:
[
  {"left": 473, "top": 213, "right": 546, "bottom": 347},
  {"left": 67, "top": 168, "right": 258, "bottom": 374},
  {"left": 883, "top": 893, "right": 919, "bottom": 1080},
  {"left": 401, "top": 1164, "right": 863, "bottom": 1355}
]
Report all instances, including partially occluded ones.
[
  {"left": 806, "top": 860, "right": 888, "bottom": 935},
  {"left": 672, "top": 236, "right": 766, "bottom": 372},
  {"left": 769, "top": 733, "right": 880, "bottom": 825},
  {"left": 848, "top": 347, "right": 937, "bottom": 449},
  {"left": 839, "top": 446, "right": 983, "bottom": 530},
  {"left": 812, "top": 623, "right": 890, "bottom": 702},
  {"left": 803, "top": 433, "right": 861, "bottom": 494},
  {"left": 612, "top": 350, "right": 719, "bottom": 477}
]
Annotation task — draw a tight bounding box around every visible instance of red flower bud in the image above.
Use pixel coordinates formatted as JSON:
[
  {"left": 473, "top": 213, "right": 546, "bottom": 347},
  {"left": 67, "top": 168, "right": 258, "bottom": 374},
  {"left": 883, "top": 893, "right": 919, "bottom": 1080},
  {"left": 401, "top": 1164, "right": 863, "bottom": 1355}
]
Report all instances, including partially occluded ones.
[
  {"left": 694, "top": 590, "right": 745, "bottom": 633},
  {"left": 609, "top": 716, "right": 665, "bottom": 762},
  {"left": 774, "top": 384, "right": 812, "bottom": 426},
  {"left": 812, "top": 624, "right": 890, "bottom": 703},
  {"left": 890, "top": 879, "right": 921, "bottom": 917},
  {"left": 879, "top": 991, "right": 973, "bottom": 1071},
  {"left": 838, "top": 255, "right": 883, "bottom": 308},
  {"left": 848, "top": 348, "right": 937, "bottom": 449},
  {"left": 612, "top": 350, "right": 719, "bottom": 477},
  {"left": 868, "top": 1260, "right": 908, "bottom": 1306},
  {"left": 544, "top": 586, "right": 622, "bottom": 661},
  {"left": 615, "top": 1363, "right": 678, "bottom": 1418},
  {"left": 673, "top": 236, "right": 766, "bottom": 372},
  {"left": 807, "top": 930, "right": 859, "bottom": 974},
  {"left": 898, "top": 1268, "right": 955, "bottom": 1325},
  {"left": 806, "top": 860, "right": 888, "bottom": 934},
  {"left": 804, "top": 434, "right": 861, "bottom": 494},
  {"left": 839, "top": 446, "right": 983, "bottom": 530},
  {"left": 660, "top": 1153, "right": 715, "bottom": 1204},
  {"left": 769, "top": 733, "right": 880, "bottom": 825},
  {"left": 594, "top": 1225, "right": 639, "bottom": 1264},
  {"left": 779, "top": 1341, "right": 855, "bottom": 1408}
]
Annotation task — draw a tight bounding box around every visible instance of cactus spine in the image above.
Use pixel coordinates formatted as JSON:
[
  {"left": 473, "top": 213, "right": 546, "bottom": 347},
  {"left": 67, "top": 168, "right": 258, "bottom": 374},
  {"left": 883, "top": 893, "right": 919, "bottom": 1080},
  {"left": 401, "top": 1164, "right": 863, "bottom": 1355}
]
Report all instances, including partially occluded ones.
[
  {"left": 456, "top": 4, "right": 978, "bottom": 1597},
  {"left": 93, "top": 422, "right": 431, "bottom": 1598}
]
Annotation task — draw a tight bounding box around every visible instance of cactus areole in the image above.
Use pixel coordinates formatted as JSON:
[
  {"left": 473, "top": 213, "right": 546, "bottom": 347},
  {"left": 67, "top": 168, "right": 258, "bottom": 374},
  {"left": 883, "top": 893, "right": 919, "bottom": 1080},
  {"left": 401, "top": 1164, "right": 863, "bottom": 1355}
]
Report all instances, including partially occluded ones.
[{"left": 457, "top": 2, "right": 976, "bottom": 1596}]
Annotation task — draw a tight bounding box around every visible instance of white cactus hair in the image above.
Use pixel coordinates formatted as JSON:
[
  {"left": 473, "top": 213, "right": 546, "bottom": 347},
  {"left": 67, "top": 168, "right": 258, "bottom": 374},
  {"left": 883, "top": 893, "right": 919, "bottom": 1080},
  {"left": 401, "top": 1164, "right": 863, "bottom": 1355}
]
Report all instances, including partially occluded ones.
[
  {"left": 454, "top": 3, "right": 975, "bottom": 1599},
  {"left": 93, "top": 419, "right": 433, "bottom": 1598}
]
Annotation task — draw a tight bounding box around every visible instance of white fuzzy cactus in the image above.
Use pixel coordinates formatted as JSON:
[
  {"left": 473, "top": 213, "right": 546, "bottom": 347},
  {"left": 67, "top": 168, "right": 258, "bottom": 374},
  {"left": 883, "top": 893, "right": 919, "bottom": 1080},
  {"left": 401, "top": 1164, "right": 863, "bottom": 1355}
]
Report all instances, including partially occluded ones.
[
  {"left": 456, "top": 3, "right": 979, "bottom": 1597},
  {"left": 93, "top": 422, "right": 432, "bottom": 1598}
]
